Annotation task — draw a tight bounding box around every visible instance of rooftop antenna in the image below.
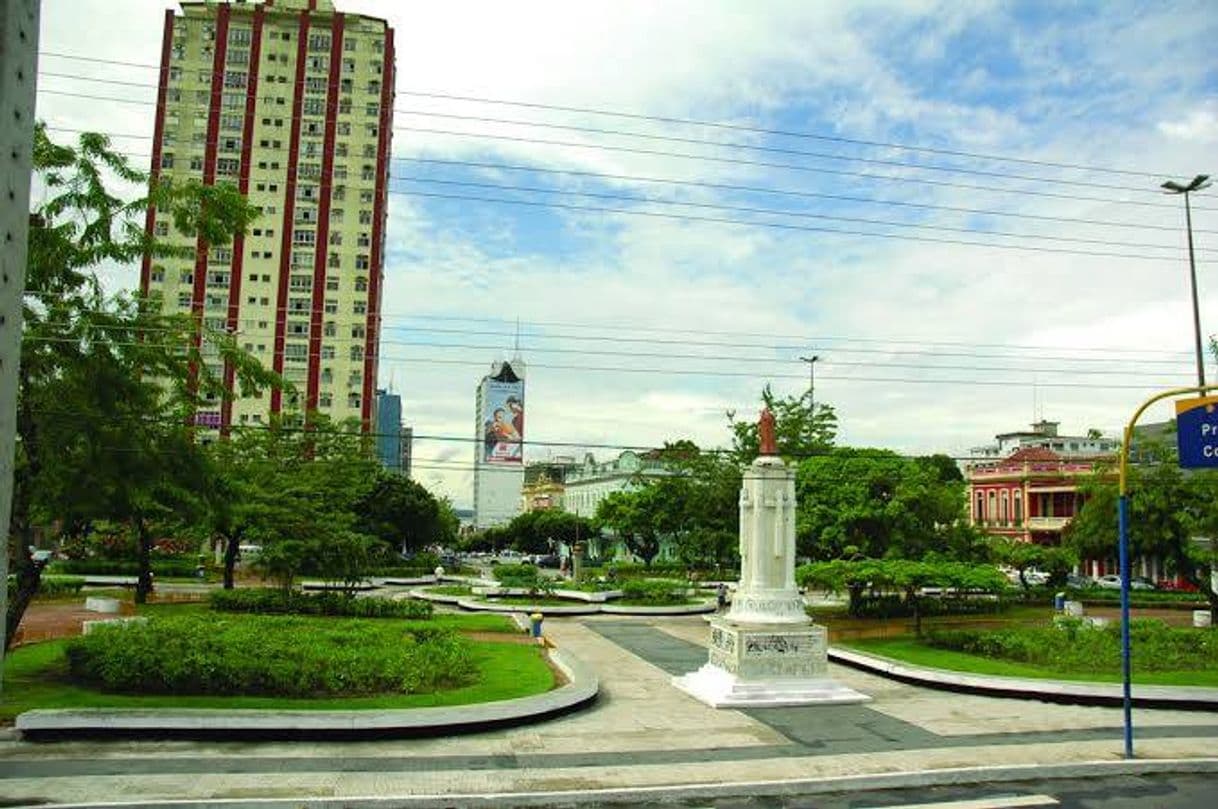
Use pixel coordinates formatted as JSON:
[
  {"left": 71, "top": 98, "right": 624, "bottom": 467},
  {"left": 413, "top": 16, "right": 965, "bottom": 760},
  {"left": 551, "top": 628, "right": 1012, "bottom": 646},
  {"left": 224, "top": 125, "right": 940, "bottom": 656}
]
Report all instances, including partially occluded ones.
[{"left": 513, "top": 316, "right": 521, "bottom": 355}]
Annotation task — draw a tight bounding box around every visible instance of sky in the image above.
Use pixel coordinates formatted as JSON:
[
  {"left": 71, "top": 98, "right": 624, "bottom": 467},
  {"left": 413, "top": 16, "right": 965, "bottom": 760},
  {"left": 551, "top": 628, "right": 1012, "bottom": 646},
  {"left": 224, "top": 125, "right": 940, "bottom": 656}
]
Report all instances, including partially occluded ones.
[{"left": 36, "top": 0, "right": 1218, "bottom": 507}]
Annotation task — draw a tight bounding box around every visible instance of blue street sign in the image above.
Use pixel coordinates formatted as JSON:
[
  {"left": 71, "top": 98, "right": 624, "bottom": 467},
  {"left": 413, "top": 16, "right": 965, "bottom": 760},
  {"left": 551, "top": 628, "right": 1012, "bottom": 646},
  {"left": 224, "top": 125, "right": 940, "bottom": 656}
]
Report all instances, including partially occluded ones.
[{"left": 1175, "top": 395, "right": 1218, "bottom": 468}]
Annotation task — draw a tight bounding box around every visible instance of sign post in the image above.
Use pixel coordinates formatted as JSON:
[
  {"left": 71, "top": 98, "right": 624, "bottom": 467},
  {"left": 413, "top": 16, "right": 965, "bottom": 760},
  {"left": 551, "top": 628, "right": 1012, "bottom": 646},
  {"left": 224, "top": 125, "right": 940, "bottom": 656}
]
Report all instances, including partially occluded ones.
[{"left": 1118, "top": 385, "right": 1218, "bottom": 759}]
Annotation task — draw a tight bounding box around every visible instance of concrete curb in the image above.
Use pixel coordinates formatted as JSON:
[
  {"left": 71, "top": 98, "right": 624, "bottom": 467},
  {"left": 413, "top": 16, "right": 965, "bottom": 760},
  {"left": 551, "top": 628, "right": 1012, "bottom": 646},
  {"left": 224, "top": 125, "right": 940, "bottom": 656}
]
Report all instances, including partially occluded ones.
[
  {"left": 455, "top": 598, "right": 601, "bottom": 616},
  {"left": 830, "top": 646, "right": 1218, "bottom": 710},
  {"left": 22, "top": 758, "right": 1218, "bottom": 808},
  {"left": 449, "top": 596, "right": 719, "bottom": 617},
  {"left": 14, "top": 648, "right": 597, "bottom": 742},
  {"left": 600, "top": 600, "right": 716, "bottom": 615}
]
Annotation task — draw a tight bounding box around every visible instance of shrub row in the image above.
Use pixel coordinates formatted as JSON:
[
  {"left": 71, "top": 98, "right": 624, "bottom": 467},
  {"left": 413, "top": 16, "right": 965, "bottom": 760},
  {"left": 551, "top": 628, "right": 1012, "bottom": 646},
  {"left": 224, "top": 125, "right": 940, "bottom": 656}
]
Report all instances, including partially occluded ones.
[
  {"left": 209, "top": 588, "right": 433, "bottom": 620},
  {"left": 620, "top": 579, "right": 690, "bottom": 605},
  {"left": 927, "top": 619, "right": 1218, "bottom": 673},
  {"left": 492, "top": 564, "right": 540, "bottom": 588},
  {"left": 6, "top": 575, "right": 87, "bottom": 600},
  {"left": 66, "top": 614, "right": 474, "bottom": 697},
  {"left": 49, "top": 559, "right": 200, "bottom": 578},
  {"left": 848, "top": 594, "right": 1010, "bottom": 619}
]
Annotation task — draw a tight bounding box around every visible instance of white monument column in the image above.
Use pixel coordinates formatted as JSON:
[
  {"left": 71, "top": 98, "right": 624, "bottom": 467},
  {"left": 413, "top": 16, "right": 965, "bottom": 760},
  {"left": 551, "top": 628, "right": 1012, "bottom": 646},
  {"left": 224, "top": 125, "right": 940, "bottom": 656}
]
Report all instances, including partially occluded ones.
[{"left": 673, "top": 409, "right": 868, "bottom": 707}]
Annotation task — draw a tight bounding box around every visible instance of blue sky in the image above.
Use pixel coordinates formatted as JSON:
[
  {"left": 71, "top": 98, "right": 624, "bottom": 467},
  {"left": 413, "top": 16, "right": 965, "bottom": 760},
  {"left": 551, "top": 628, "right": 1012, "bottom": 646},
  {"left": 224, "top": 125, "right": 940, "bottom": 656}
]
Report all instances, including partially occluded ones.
[{"left": 37, "top": 0, "right": 1218, "bottom": 505}]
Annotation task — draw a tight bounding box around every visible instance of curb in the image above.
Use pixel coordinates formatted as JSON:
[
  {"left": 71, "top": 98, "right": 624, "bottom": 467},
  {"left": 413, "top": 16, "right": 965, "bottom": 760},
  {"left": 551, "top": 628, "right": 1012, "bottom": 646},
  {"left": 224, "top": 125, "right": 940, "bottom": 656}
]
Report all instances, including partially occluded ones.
[
  {"left": 15, "top": 648, "right": 597, "bottom": 742},
  {"left": 21, "top": 758, "right": 1218, "bottom": 808},
  {"left": 830, "top": 647, "right": 1218, "bottom": 711}
]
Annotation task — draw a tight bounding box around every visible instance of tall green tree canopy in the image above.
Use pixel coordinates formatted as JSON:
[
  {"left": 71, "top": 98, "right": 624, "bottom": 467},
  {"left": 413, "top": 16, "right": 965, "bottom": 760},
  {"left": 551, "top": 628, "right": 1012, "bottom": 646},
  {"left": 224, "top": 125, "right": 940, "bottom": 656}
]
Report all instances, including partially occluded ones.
[
  {"left": 795, "top": 448, "right": 971, "bottom": 561},
  {"left": 728, "top": 385, "right": 836, "bottom": 463}
]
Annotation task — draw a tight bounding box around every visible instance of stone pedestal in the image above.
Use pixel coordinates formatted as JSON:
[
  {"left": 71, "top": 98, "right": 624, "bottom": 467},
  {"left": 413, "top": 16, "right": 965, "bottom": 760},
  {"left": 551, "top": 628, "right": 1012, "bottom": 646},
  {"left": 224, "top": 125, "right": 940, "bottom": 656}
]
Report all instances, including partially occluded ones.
[
  {"left": 673, "top": 616, "right": 868, "bottom": 707},
  {"left": 672, "top": 443, "right": 868, "bottom": 708}
]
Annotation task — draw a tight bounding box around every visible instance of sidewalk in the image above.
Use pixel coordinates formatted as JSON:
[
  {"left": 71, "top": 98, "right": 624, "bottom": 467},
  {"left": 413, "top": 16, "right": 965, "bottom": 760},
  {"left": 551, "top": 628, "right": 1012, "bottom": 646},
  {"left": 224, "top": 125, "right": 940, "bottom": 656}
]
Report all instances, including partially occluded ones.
[{"left": 1, "top": 615, "right": 1216, "bottom": 806}]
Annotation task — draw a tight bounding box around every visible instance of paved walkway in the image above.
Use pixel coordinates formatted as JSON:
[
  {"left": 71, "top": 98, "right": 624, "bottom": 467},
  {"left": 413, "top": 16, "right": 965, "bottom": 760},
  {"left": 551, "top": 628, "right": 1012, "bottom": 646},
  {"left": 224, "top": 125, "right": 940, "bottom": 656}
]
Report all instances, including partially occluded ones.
[{"left": 1, "top": 615, "right": 1216, "bottom": 806}]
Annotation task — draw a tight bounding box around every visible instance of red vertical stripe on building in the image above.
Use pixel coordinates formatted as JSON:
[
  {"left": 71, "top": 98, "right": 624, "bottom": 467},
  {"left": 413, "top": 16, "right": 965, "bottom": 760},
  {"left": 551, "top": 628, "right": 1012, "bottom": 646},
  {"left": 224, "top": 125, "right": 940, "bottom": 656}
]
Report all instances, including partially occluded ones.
[
  {"left": 221, "top": 4, "right": 266, "bottom": 436},
  {"left": 139, "top": 10, "right": 175, "bottom": 295},
  {"left": 188, "top": 4, "right": 231, "bottom": 399},
  {"left": 271, "top": 11, "right": 312, "bottom": 414},
  {"left": 362, "top": 29, "right": 394, "bottom": 431},
  {"left": 305, "top": 13, "right": 345, "bottom": 414}
]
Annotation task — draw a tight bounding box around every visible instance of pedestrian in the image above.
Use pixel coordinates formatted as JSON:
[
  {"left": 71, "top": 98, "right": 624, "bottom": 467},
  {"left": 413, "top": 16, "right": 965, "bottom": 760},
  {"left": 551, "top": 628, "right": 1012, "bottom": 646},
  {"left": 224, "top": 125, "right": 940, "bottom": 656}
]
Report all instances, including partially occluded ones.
[{"left": 716, "top": 582, "right": 728, "bottom": 611}]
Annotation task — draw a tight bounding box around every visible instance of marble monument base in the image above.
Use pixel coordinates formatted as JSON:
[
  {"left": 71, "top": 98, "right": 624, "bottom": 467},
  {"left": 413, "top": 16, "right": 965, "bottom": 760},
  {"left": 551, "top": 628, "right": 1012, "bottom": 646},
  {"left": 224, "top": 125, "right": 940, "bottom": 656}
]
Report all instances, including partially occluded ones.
[{"left": 672, "top": 617, "right": 869, "bottom": 708}]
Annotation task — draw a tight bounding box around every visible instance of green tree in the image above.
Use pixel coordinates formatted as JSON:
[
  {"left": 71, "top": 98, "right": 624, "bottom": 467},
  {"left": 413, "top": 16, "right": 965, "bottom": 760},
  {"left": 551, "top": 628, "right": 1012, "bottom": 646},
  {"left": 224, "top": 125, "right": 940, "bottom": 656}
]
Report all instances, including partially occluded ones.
[
  {"left": 795, "top": 448, "right": 969, "bottom": 561},
  {"left": 728, "top": 385, "right": 836, "bottom": 463},
  {"left": 595, "top": 489, "right": 661, "bottom": 567},
  {"left": 9, "top": 126, "right": 272, "bottom": 632},
  {"left": 356, "top": 472, "right": 449, "bottom": 554}
]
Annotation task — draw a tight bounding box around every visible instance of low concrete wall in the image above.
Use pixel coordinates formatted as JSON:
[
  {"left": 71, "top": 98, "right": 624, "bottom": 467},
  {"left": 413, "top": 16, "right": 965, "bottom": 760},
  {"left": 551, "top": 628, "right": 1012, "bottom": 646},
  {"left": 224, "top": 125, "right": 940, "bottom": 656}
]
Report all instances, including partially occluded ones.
[{"left": 831, "top": 647, "right": 1218, "bottom": 711}]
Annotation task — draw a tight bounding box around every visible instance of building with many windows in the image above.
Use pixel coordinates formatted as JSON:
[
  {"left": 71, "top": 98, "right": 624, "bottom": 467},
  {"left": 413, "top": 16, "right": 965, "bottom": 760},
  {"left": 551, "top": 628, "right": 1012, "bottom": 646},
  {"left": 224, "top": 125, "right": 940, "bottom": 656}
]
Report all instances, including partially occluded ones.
[{"left": 140, "top": 0, "right": 395, "bottom": 433}]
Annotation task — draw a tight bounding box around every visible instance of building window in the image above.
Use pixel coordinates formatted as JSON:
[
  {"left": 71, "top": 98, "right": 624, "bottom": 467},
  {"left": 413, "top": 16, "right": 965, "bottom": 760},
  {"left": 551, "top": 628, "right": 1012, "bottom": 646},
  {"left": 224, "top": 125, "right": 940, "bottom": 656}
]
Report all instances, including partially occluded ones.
[
  {"left": 293, "top": 230, "right": 315, "bottom": 246},
  {"left": 1013, "top": 490, "right": 1023, "bottom": 523},
  {"left": 321, "top": 345, "right": 335, "bottom": 359},
  {"left": 320, "top": 393, "right": 332, "bottom": 408},
  {"left": 1000, "top": 491, "right": 1009, "bottom": 525},
  {"left": 349, "top": 346, "right": 363, "bottom": 361},
  {"left": 986, "top": 491, "right": 996, "bottom": 525},
  {"left": 354, "top": 277, "right": 368, "bottom": 292}
]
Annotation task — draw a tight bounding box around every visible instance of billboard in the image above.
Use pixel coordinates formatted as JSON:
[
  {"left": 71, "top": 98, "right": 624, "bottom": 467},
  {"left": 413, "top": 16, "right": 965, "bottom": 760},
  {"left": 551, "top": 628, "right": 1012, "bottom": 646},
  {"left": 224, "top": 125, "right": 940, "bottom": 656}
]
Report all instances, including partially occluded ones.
[{"left": 482, "top": 380, "right": 524, "bottom": 464}]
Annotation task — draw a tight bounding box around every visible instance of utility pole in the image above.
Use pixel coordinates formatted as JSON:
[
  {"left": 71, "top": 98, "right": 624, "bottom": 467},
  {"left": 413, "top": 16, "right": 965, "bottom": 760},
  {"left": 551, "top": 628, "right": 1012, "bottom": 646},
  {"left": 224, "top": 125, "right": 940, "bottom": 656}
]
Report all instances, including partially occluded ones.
[
  {"left": 1162, "top": 175, "right": 1212, "bottom": 388},
  {"left": 0, "top": 0, "right": 41, "bottom": 683}
]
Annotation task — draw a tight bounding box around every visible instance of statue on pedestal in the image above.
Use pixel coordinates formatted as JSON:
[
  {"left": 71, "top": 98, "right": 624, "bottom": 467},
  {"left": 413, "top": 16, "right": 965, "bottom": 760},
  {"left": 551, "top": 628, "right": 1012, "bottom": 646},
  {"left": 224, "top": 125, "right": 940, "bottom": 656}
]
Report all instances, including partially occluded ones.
[{"left": 671, "top": 408, "right": 869, "bottom": 707}]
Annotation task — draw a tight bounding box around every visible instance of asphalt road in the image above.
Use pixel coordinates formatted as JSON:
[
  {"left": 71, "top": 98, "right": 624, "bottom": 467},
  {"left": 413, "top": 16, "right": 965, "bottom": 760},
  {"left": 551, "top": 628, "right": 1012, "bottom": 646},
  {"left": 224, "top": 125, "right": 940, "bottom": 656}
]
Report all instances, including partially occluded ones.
[{"left": 575, "top": 773, "right": 1218, "bottom": 809}]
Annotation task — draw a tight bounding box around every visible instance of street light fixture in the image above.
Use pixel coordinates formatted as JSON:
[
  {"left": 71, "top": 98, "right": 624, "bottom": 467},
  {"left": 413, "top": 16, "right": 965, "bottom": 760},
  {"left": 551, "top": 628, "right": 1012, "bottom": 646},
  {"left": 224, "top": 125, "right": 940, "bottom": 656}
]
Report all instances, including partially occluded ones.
[
  {"left": 1162, "top": 174, "right": 1212, "bottom": 387},
  {"left": 799, "top": 355, "right": 819, "bottom": 413}
]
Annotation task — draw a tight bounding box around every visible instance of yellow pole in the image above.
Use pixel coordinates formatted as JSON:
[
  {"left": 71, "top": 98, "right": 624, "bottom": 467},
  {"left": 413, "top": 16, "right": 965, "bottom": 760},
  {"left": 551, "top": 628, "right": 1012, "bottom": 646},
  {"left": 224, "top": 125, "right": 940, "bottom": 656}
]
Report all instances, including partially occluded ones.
[{"left": 1119, "top": 385, "right": 1218, "bottom": 497}]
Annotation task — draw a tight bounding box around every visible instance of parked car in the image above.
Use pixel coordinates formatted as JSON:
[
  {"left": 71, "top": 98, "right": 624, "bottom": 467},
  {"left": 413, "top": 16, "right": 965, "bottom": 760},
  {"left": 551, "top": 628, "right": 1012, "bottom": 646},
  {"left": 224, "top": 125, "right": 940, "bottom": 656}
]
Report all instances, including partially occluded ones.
[
  {"left": 1130, "top": 576, "right": 1156, "bottom": 591},
  {"left": 535, "top": 554, "right": 561, "bottom": 569},
  {"left": 1096, "top": 574, "right": 1122, "bottom": 590},
  {"left": 1066, "top": 574, "right": 1095, "bottom": 589}
]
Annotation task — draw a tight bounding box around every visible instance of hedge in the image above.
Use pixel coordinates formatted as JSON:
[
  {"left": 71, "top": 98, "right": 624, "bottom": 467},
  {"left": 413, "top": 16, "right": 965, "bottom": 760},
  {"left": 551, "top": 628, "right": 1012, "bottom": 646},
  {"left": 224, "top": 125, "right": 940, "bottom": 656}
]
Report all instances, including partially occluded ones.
[
  {"left": 6, "top": 575, "right": 86, "bottom": 600},
  {"left": 48, "top": 559, "right": 200, "bottom": 578},
  {"left": 66, "top": 614, "right": 474, "bottom": 697},
  {"left": 926, "top": 619, "right": 1218, "bottom": 673},
  {"left": 209, "top": 588, "right": 433, "bottom": 620},
  {"left": 620, "top": 579, "right": 690, "bottom": 605},
  {"left": 492, "top": 564, "right": 540, "bottom": 587}
]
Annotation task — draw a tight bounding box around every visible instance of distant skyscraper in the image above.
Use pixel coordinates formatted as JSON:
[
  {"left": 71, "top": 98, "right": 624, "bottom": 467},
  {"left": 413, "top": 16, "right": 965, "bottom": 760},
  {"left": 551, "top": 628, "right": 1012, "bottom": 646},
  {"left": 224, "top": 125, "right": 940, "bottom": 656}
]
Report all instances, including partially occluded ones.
[
  {"left": 374, "top": 388, "right": 402, "bottom": 472},
  {"left": 400, "top": 426, "right": 413, "bottom": 479},
  {"left": 140, "top": 0, "right": 395, "bottom": 433},
  {"left": 473, "top": 357, "right": 525, "bottom": 528}
]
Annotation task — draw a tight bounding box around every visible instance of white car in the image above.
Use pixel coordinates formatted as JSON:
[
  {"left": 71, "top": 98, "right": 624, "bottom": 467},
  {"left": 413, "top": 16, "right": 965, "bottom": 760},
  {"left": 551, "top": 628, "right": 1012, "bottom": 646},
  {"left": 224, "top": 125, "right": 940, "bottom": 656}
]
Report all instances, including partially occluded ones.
[{"left": 1096, "top": 574, "right": 1122, "bottom": 590}]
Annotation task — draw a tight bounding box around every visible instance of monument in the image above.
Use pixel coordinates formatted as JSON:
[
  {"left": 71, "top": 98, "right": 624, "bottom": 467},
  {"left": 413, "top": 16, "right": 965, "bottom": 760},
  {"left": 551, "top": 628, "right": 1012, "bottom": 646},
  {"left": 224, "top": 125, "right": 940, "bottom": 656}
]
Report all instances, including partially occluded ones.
[{"left": 672, "top": 409, "right": 869, "bottom": 707}]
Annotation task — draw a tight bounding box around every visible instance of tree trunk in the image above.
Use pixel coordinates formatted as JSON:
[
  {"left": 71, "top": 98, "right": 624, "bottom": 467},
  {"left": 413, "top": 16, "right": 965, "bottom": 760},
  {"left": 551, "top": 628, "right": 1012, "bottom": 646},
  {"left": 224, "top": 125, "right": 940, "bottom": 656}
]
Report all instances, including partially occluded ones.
[
  {"left": 222, "top": 533, "right": 241, "bottom": 589},
  {"left": 4, "top": 532, "right": 47, "bottom": 652},
  {"left": 134, "top": 518, "right": 154, "bottom": 604}
]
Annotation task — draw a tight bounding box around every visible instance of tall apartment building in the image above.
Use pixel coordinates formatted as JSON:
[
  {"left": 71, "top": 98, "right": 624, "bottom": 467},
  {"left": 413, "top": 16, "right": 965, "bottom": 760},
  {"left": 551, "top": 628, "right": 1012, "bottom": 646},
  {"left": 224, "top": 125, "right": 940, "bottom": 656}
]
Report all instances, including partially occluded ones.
[{"left": 140, "top": 0, "right": 395, "bottom": 433}]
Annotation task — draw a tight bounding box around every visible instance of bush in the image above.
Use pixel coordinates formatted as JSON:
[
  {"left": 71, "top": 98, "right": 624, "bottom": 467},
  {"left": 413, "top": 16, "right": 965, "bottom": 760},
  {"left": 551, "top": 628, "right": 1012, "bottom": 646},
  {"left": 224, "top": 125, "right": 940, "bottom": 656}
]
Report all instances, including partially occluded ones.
[
  {"left": 492, "top": 564, "right": 540, "bottom": 587},
  {"left": 619, "top": 579, "right": 690, "bottom": 605},
  {"left": 7, "top": 575, "right": 86, "bottom": 600},
  {"left": 926, "top": 619, "right": 1218, "bottom": 673},
  {"left": 848, "top": 594, "right": 1010, "bottom": 619},
  {"left": 209, "top": 588, "right": 433, "bottom": 620},
  {"left": 48, "top": 559, "right": 200, "bottom": 578},
  {"left": 66, "top": 614, "right": 475, "bottom": 697}
]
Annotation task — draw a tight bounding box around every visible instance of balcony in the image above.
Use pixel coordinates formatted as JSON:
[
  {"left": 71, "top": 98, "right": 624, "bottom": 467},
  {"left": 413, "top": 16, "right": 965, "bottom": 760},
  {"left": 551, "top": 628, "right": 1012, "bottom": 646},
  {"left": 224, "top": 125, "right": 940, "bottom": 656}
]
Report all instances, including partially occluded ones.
[{"left": 1026, "top": 516, "right": 1072, "bottom": 532}]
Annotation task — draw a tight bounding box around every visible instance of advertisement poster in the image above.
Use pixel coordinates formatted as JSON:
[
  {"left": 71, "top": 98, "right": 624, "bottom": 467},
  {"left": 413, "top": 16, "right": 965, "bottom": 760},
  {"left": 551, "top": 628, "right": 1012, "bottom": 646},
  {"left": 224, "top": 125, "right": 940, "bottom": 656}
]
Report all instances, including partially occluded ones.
[{"left": 482, "top": 380, "right": 524, "bottom": 464}]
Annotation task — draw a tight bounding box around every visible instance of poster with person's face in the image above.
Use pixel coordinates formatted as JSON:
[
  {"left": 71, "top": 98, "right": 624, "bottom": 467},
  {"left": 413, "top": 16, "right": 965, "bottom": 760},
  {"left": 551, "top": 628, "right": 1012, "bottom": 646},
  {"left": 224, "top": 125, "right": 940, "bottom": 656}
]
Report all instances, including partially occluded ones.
[{"left": 482, "top": 380, "right": 524, "bottom": 464}]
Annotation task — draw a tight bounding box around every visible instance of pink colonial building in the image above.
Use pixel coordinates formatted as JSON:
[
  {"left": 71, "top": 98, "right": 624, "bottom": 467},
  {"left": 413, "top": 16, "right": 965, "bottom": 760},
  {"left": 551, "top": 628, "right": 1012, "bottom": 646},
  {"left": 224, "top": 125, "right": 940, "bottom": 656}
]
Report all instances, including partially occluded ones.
[{"left": 965, "top": 420, "right": 1180, "bottom": 583}]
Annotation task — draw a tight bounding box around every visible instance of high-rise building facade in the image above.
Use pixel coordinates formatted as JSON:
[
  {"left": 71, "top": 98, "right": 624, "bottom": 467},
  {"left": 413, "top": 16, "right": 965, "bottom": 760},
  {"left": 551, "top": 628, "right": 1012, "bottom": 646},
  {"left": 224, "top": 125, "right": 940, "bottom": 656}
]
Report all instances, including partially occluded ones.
[
  {"left": 473, "top": 358, "right": 525, "bottom": 528},
  {"left": 140, "top": 0, "right": 395, "bottom": 433},
  {"left": 374, "top": 387, "right": 402, "bottom": 472}
]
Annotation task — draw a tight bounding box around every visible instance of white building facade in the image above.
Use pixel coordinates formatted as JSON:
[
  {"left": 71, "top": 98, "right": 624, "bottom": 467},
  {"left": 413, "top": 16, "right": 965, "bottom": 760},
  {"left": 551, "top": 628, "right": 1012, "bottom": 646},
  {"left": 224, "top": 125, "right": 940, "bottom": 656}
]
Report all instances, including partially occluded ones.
[{"left": 472, "top": 358, "right": 525, "bottom": 528}]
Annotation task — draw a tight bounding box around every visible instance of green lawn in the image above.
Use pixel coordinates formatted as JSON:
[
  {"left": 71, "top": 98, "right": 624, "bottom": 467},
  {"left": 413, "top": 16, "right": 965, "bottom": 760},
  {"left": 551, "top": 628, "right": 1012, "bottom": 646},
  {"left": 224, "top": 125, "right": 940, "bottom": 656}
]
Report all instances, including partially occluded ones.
[
  {"left": 1, "top": 611, "right": 549, "bottom": 722},
  {"left": 843, "top": 636, "right": 1218, "bottom": 688}
]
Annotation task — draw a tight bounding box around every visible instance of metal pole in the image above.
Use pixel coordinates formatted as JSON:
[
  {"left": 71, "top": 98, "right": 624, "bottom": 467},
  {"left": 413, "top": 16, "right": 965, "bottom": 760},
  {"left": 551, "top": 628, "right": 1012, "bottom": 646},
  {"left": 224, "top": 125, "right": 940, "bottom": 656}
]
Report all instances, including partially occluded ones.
[
  {"left": 0, "top": 0, "right": 41, "bottom": 687},
  {"left": 1116, "top": 383, "right": 1218, "bottom": 759},
  {"left": 1184, "top": 191, "right": 1205, "bottom": 388},
  {"left": 1117, "top": 492, "right": 1133, "bottom": 759}
]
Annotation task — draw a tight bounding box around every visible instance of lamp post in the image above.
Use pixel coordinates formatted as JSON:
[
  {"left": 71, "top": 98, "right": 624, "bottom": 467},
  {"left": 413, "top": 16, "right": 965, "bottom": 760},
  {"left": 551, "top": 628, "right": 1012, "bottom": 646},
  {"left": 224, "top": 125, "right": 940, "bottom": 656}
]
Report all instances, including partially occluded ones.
[
  {"left": 799, "top": 355, "right": 819, "bottom": 413},
  {"left": 1161, "top": 175, "right": 1212, "bottom": 387}
]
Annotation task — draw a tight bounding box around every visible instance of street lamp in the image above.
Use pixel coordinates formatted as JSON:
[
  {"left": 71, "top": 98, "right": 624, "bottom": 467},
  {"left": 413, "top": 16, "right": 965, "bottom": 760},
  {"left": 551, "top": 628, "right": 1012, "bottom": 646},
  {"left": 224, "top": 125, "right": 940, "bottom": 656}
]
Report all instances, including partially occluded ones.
[
  {"left": 1161, "top": 174, "right": 1212, "bottom": 387},
  {"left": 799, "top": 355, "right": 819, "bottom": 412}
]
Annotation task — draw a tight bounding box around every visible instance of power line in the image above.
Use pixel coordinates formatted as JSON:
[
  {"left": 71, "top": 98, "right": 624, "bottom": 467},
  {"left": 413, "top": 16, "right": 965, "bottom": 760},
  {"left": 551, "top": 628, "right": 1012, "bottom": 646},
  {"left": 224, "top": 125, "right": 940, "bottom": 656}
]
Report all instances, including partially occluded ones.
[
  {"left": 23, "top": 301, "right": 1200, "bottom": 366},
  {"left": 34, "top": 51, "right": 1172, "bottom": 180},
  {"left": 39, "top": 115, "right": 1199, "bottom": 212},
  {"left": 392, "top": 174, "right": 1183, "bottom": 252},
  {"left": 18, "top": 332, "right": 1195, "bottom": 381},
  {"left": 396, "top": 188, "right": 1215, "bottom": 263}
]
